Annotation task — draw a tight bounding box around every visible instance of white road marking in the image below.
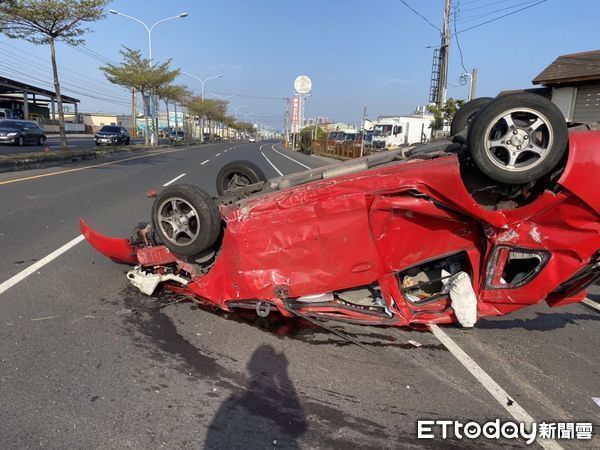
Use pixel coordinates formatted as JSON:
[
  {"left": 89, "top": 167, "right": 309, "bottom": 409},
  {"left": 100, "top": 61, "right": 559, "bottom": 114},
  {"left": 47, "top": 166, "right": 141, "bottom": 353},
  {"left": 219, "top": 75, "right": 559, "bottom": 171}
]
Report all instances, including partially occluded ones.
[
  {"left": 582, "top": 298, "right": 600, "bottom": 311},
  {"left": 0, "top": 235, "right": 85, "bottom": 296},
  {"left": 215, "top": 153, "right": 221, "bottom": 157},
  {"left": 429, "top": 324, "right": 562, "bottom": 450},
  {"left": 201, "top": 159, "right": 210, "bottom": 165},
  {"left": 259, "top": 144, "right": 283, "bottom": 176},
  {"left": 162, "top": 173, "right": 186, "bottom": 186},
  {"left": 270, "top": 144, "right": 311, "bottom": 169}
]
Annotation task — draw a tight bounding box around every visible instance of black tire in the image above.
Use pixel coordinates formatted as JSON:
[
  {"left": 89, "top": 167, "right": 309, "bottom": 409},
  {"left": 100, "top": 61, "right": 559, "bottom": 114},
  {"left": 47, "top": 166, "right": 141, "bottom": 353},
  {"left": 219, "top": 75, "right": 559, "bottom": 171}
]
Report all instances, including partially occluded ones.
[
  {"left": 38, "top": 136, "right": 45, "bottom": 146},
  {"left": 216, "top": 160, "right": 267, "bottom": 196},
  {"left": 125, "top": 138, "right": 130, "bottom": 145},
  {"left": 16, "top": 136, "right": 24, "bottom": 146},
  {"left": 152, "top": 184, "right": 221, "bottom": 256},
  {"left": 450, "top": 97, "right": 493, "bottom": 136},
  {"left": 467, "top": 93, "right": 568, "bottom": 184}
]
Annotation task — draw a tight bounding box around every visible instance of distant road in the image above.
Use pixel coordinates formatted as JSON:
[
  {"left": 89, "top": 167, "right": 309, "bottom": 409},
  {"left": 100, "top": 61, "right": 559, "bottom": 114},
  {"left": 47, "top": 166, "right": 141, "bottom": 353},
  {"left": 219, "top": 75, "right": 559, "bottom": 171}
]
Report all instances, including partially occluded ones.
[{"left": 0, "top": 135, "right": 168, "bottom": 155}]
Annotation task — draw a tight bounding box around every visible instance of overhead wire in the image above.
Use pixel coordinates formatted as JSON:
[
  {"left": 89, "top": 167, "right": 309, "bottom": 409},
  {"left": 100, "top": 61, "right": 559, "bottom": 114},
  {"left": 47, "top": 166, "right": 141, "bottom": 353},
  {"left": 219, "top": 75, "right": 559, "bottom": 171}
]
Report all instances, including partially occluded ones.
[
  {"left": 457, "top": 0, "right": 547, "bottom": 34},
  {"left": 458, "top": 0, "right": 543, "bottom": 23},
  {"left": 399, "top": 0, "right": 441, "bottom": 32},
  {"left": 452, "top": 1, "right": 469, "bottom": 74}
]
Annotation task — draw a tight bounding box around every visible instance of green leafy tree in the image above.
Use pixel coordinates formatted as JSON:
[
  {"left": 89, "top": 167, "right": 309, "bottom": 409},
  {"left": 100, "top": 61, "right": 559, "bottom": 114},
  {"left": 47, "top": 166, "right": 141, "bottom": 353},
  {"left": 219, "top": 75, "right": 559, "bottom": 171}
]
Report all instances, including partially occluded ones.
[
  {"left": 427, "top": 98, "right": 465, "bottom": 131},
  {"left": 188, "top": 97, "right": 228, "bottom": 139},
  {"left": 0, "top": 0, "right": 109, "bottom": 148},
  {"left": 100, "top": 47, "right": 179, "bottom": 145},
  {"left": 156, "top": 84, "right": 190, "bottom": 130}
]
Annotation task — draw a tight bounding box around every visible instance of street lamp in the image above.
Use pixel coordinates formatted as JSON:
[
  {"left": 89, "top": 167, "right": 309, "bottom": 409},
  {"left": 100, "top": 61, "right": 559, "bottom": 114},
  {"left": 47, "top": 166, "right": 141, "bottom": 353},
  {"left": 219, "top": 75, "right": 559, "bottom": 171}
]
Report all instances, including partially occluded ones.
[
  {"left": 109, "top": 9, "right": 188, "bottom": 145},
  {"left": 183, "top": 72, "right": 224, "bottom": 101},
  {"left": 108, "top": 10, "right": 188, "bottom": 62},
  {"left": 232, "top": 105, "right": 246, "bottom": 120}
]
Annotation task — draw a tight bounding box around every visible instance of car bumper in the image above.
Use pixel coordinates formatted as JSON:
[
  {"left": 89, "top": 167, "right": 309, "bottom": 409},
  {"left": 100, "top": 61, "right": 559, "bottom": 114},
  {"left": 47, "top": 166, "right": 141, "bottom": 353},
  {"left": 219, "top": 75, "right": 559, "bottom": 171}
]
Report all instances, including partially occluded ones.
[
  {"left": 95, "top": 138, "right": 118, "bottom": 144},
  {"left": 0, "top": 136, "right": 17, "bottom": 143}
]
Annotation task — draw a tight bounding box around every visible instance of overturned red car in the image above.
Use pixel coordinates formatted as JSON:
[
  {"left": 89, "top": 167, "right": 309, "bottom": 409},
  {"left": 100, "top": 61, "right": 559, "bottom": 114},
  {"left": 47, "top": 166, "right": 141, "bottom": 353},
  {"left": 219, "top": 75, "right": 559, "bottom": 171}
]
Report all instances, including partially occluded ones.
[{"left": 81, "top": 94, "right": 600, "bottom": 327}]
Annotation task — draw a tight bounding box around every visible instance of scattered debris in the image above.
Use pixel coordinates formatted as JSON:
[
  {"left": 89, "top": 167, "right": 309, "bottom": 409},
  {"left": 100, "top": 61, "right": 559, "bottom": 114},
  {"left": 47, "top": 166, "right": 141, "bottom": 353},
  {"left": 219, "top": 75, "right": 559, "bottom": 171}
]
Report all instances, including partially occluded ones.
[{"left": 408, "top": 340, "right": 422, "bottom": 348}]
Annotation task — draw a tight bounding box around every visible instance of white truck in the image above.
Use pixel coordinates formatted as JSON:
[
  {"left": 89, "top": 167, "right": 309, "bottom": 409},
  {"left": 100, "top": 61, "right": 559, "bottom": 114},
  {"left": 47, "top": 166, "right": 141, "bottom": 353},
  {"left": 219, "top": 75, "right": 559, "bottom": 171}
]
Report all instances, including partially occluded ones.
[{"left": 372, "top": 112, "right": 434, "bottom": 150}]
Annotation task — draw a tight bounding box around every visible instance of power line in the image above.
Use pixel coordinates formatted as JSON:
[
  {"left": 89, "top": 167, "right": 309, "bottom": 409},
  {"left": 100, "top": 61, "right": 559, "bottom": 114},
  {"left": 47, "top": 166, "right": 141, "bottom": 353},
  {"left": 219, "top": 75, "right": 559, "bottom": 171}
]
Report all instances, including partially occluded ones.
[
  {"left": 458, "top": 0, "right": 542, "bottom": 22},
  {"left": 457, "top": 0, "right": 547, "bottom": 34},
  {"left": 453, "top": 1, "right": 469, "bottom": 73},
  {"left": 399, "top": 0, "right": 441, "bottom": 33}
]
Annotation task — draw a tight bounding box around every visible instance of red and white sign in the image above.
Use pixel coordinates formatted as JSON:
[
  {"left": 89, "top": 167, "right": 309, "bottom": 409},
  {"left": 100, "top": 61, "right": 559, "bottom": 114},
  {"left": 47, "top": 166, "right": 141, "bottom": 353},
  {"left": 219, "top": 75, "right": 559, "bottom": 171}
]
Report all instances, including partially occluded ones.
[{"left": 291, "top": 96, "right": 300, "bottom": 133}]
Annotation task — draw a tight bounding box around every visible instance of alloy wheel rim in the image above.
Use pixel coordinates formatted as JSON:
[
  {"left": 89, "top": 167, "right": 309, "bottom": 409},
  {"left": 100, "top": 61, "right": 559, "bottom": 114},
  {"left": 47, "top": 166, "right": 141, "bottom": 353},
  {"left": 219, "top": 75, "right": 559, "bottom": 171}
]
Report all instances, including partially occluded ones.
[
  {"left": 483, "top": 107, "right": 554, "bottom": 173},
  {"left": 157, "top": 197, "right": 200, "bottom": 246}
]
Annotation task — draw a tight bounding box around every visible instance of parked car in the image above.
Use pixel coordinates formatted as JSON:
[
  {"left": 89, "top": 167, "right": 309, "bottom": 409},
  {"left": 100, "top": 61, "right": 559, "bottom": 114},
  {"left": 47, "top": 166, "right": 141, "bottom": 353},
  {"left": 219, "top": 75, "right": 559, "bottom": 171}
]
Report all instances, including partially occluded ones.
[
  {"left": 94, "top": 125, "right": 130, "bottom": 146},
  {"left": 170, "top": 130, "right": 185, "bottom": 142},
  {"left": 248, "top": 137, "right": 256, "bottom": 143},
  {"left": 0, "top": 119, "right": 46, "bottom": 146},
  {"left": 81, "top": 94, "right": 599, "bottom": 329}
]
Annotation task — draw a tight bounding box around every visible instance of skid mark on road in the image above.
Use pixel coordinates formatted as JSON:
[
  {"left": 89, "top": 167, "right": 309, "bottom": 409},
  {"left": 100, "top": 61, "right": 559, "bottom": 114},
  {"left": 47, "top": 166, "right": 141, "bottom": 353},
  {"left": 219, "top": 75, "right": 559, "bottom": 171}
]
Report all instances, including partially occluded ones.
[
  {"left": 0, "top": 235, "right": 84, "bottom": 295},
  {"left": 429, "top": 324, "right": 562, "bottom": 450}
]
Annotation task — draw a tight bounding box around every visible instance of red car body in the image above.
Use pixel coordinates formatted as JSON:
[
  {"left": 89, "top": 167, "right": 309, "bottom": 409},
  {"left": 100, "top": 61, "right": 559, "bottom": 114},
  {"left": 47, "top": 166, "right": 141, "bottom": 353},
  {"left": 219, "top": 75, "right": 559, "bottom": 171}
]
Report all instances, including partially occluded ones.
[{"left": 81, "top": 131, "right": 600, "bottom": 327}]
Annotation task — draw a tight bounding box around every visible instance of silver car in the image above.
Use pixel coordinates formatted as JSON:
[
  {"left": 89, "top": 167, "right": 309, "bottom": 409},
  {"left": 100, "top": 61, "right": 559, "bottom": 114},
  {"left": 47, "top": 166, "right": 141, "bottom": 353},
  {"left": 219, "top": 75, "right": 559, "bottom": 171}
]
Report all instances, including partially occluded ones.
[{"left": 0, "top": 119, "right": 46, "bottom": 146}]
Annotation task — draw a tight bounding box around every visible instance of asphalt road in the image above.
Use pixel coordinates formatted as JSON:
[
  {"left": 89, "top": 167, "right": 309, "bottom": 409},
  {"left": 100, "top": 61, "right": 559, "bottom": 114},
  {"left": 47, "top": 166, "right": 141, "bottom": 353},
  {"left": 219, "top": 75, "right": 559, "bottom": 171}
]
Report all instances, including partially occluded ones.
[
  {"left": 0, "top": 141, "right": 598, "bottom": 449},
  {"left": 0, "top": 135, "right": 171, "bottom": 155}
]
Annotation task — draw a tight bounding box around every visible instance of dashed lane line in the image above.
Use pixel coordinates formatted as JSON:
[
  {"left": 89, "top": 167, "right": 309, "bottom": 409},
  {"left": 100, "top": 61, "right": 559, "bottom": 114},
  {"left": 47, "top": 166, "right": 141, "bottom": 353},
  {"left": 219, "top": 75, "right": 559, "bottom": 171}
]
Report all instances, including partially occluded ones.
[
  {"left": 429, "top": 324, "right": 563, "bottom": 450},
  {"left": 0, "top": 235, "right": 85, "bottom": 296},
  {"left": 215, "top": 153, "right": 221, "bottom": 157},
  {"left": 162, "top": 173, "right": 186, "bottom": 186},
  {"left": 0, "top": 145, "right": 214, "bottom": 186},
  {"left": 201, "top": 159, "right": 210, "bottom": 165}
]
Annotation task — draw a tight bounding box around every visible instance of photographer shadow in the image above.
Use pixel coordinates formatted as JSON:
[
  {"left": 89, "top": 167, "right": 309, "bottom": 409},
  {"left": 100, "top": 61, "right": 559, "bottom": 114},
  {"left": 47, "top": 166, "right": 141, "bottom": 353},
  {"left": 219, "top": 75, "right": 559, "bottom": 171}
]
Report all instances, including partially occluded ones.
[{"left": 204, "top": 344, "right": 308, "bottom": 450}]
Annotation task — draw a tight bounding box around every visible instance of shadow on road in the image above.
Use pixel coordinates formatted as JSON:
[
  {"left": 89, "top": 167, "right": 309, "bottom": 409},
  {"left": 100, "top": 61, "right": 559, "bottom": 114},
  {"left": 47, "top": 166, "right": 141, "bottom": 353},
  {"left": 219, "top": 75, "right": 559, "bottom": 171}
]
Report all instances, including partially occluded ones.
[
  {"left": 475, "top": 310, "right": 600, "bottom": 331},
  {"left": 204, "top": 344, "right": 307, "bottom": 450}
]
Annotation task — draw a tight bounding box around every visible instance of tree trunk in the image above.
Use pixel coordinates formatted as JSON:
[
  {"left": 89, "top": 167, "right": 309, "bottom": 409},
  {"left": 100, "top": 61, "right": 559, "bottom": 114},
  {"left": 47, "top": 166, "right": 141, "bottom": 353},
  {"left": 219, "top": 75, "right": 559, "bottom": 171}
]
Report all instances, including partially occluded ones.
[
  {"left": 142, "top": 94, "right": 150, "bottom": 145},
  {"left": 174, "top": 102, "right": 178, "bottom": 131},
  {"left": 49, "top": 39, "right": 67, "bottom": 149},
  {"left": 165, "top": 99, "right": 170, "bottom": 130},
  {"left": 131, "top": 88, "right": 137, "bottom": 138}
]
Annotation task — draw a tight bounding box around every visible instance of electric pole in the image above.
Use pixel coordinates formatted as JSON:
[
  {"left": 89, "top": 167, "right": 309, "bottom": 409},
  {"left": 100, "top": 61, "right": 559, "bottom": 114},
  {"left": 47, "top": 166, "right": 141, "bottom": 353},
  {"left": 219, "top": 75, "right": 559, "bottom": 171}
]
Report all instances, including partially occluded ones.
[
  {"left": 470, "top": 68, "right": 478, "bottom": 101},
  {"left": 437, "top": 0, "right": 452, "bottom": 109}
]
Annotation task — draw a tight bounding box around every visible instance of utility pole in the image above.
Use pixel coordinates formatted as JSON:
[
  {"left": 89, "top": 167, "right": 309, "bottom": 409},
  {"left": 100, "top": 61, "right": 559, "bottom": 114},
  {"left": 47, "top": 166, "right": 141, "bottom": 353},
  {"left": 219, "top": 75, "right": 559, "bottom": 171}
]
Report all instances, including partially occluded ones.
[
  {"left": 437, "top": 0, "right": 452, "bottom": 109},
  {"left": 360, "top": 106, "right": 367, "bottom": 158},
  {"left": 470, "top": 68, "right": 478, "bottom": 101},
  {"left": 284, "top": 98, "right": 290, "bottom": 148}
]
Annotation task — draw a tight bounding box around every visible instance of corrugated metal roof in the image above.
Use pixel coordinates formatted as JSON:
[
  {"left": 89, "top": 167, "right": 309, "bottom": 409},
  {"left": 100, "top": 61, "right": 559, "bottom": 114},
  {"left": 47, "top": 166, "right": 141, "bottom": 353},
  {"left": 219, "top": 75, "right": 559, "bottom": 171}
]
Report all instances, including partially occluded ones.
[{"left": 532, "top": 50, "right": 600, "bottom": 86}]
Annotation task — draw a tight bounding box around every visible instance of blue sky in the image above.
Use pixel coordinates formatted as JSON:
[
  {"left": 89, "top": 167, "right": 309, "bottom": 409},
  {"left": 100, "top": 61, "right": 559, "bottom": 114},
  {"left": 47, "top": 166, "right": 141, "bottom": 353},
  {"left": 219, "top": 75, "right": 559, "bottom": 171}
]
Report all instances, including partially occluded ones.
[{"left": 1, "top": 0, "right": 598, "bottom": 129}]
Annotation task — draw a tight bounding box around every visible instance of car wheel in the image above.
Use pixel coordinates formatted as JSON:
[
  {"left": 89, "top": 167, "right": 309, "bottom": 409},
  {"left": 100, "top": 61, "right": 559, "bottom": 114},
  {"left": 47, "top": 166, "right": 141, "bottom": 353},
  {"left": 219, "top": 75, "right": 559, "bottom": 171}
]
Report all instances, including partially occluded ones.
[
  {"left": 467, "top": 93, "right": 568, "bottom": 184},
  {"left": 125, "top": 138, "right": 130, "bottom": 145},
  {"left": 216, "top": 160, "right": 267, "bottom": 196},
  {"left": 38, "top": 136, "right": 45, "bottom": 146},
  {"left": 450, "top": 97, "right": 493, "bottom": 136},
  {"left": 152, "top": 184, "right": 221, "bottom": 257},
  {"left": 16, "top": 136, "right": 24, "bottom": 146}
]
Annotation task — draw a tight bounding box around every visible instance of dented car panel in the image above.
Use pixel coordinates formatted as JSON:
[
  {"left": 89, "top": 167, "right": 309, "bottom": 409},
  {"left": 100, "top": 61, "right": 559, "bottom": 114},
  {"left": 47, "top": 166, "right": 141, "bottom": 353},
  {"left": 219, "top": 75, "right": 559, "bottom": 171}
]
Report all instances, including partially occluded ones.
[{"left": 81, "top": 130, "right": 600, "bottom": 327}]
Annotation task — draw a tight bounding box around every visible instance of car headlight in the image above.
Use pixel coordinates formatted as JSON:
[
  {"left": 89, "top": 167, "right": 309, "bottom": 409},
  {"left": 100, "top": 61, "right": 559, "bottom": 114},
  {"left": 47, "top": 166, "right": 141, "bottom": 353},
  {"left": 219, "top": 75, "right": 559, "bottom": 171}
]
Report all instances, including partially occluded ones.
[{"left": 7, "top": 132, "right": 17, "bottom": 137}]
